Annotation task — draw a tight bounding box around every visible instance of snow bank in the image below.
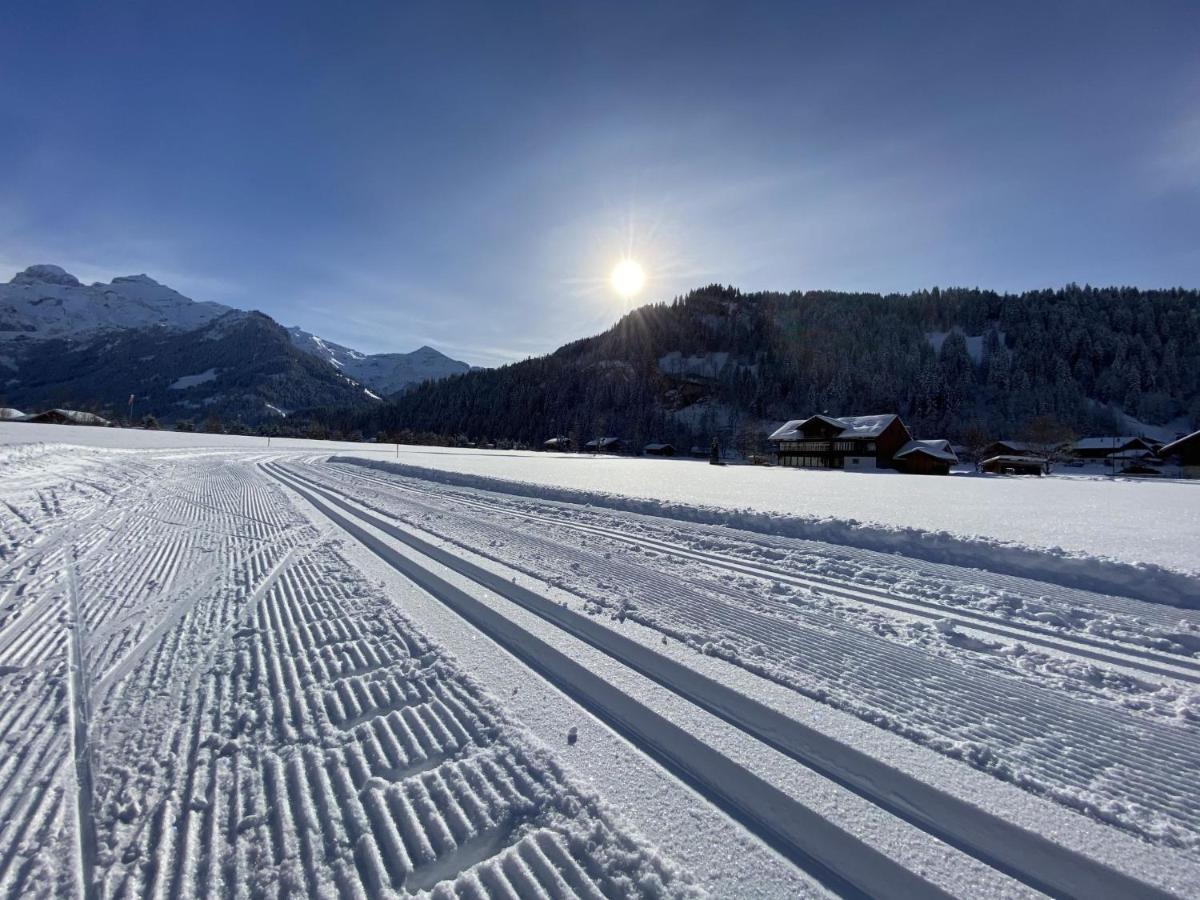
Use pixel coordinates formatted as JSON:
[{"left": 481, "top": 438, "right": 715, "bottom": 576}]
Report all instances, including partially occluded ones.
[
  {"left": 5, "top": 423, "right": 1195, "bottom": 603},
  {"left": 332, "top": 454, "right": 1200, "bottom": 608}
]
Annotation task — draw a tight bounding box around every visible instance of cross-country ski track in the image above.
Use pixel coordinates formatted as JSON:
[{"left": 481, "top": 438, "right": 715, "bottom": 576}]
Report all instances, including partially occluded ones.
[{"left": 1, "top": 440, "right": 1198, "bottom": 898}]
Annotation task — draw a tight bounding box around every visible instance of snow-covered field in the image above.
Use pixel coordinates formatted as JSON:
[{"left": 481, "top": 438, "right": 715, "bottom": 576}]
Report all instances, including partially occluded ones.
[{"left": 2, "top": 423, "right": 1200, "bottom": 897}]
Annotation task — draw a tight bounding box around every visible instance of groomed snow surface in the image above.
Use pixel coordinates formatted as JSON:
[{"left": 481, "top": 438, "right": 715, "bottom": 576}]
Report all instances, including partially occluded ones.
[{"left": 2, "top": 423, "right": 1199, "bottom": 898}]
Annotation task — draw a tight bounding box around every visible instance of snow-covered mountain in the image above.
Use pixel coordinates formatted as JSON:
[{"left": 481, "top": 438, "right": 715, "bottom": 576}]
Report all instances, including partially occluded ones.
[
  {"left": 287, "top": 327, "right": 472, "bottom": 395},
  {"left": 0, "top": 265, "right": 234, "bottom": 341},
  {"left": 0, "top": 264, "right": 474, "bottom": 422}
]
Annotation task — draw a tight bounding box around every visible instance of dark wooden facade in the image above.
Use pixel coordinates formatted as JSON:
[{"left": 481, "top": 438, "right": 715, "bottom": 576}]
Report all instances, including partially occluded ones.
[
  {"left": 1072, "top": 436, "right": 1155, "bottom": 459},
  {"left": 980, "top": 455, "right": 1045, "bottom": 476},
  {"left": 1159, "top": 429, "right": 1200, "bottom": 472}
]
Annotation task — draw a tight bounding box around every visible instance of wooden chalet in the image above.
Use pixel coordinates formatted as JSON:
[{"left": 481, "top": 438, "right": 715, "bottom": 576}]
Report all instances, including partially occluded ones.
[
  {"left": 893, "top": 439, "right": 959, "bottom": 475},
  {"left": 584, "top": 437, "right": 623, "bottom": 453},
  {"left": 643, "top": 443, "right": 676, "bottom": 457},
  {"left": 542, "top": 436, "right": 572, "bottom": 451},
  {"left": 1071, "top": 436, "right": 1155, "bottom": 459},
  {"left": 982, "top": 440, "right": 1036, "bottom": 459},
  {"left": 1158, "top": 428, "right": 1200, "bottom": 477},
  {"left": 768, "top": 414, "right": 933, "bottom": 472},
  {"left": 18, "top": 408, "right": 110, "bottom": 426},
  {"left": 980, "top": 455, "right": 1045, "bottom": 476}
]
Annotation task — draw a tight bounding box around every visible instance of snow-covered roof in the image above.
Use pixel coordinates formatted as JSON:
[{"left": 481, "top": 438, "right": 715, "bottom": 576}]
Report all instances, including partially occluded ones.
[
  {"left": 1073, "top": 436, "right": 1148, "bottom": 451},
  {"left": 835, "top": 414, "right": 898, "bottom": 437},
  {"left": 0, "top": 407, "right": 25, "bottom": 420},
  {"left": 644, "top": 443, "right": 674, "bottom": 451},
  {"left": 584, "top": 436, "right": 621, "bottom": 448},
  {"left": 1107, "top": 449, "right": 1156, "bottom": 460},
  {"left": 768, "top": 414, "right": 899, "bottom": 441},
  {"left": 1159, "top": 428, "right": 1200, "bottom": 457},
  {"left": 894, "top": 439, "right": 959, "bottom": 462},
  {"left": 767, "top": 420, "right": 804, "bottom": 440},
  {"left": 19, "top": 408, "right": 110, "bottom": 426},
  {"left": 988, "top": 439, "right": 1032, "bottom": 451},
  {"left": 981, "top": 454, "right": 1045, "bottom": 466}
]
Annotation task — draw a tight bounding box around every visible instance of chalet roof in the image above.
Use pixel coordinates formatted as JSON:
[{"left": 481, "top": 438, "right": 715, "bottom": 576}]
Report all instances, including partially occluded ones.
[
  {"left": 643, "top": 443, "right": 674, "bottom": 451},
  {"left": 895, "top": 439, "right": 959, "bottom": 462},
  {"left": 0, "top": 408, "right": 26, "bottom": 420},
  {"left": 19, "top": 408, "right": 110, "bottom": 426},
  {"left": 768, "top": 413, "right": 899, "bottom": 442},
  {"left": 584, "top": 436, "right": 621, "bottom": 449},
  {"left": 1107, "top": 448, "right": 1156, "bottom": 460},
  {"left": 1158, "top": 428, "right": 1200, "bottom": 457},
  {"left": 988, "top": 439, "right": 1033, "bottom": 451},
  {"left": 1073, "top": 436, "right": 1149, "bottom": 451},
  {"left": 981, "top": 454, "right": 1045, "bottom": 466}
]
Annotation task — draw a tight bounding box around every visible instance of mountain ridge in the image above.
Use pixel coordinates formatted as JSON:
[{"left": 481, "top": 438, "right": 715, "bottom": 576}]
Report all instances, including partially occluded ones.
[
  {"left": 285, "top": 326, "right": 472, "bottom": 396},
  {"left": 0, "top": 264, "right": 473, "bottom": 422}
]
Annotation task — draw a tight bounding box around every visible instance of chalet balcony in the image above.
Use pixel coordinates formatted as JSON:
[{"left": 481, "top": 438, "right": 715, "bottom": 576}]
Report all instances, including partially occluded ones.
[{"left": 777, "top": 440, "right": 876, "bottom": 453}]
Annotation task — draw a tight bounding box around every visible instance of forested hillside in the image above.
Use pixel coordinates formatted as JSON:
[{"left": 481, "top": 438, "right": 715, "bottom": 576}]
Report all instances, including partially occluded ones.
[{"left": 314, "top": 284, "right": 1200, "bottom": 450}]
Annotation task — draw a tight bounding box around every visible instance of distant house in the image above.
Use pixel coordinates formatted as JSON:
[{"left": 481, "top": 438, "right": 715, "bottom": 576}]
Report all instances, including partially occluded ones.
[
  {"left": 1107, "top": 448, "right": 1157, "bottom": 462},
  {"left": 543, "top": 436, "right": 572, "bottom": 451},
  {"left": 893, "top": 439, "right": 959, "bottom": 475},
  {"left": 0, "top": 408, "right": 26, "bottom": 420},
  {"left": 18, "top": 408, "right": 111, "bottom": 427},
  {"left": 643, "top": 442, "right": 675, "bottom": 457},
  {"left": 584, "top": 437, "right": 623, "bottom": 453},
  {"left": 982, "top": 439, "right": 1035, "bottom": 458},
  {"left": 1071, "top": 436, "right": 1155, "bottom": 459},
  {"left": 1158, "top": 428, "right": 1200, "bottom": 477},
  {"left": 980, "top": 454, "right": 1045, "bottom": 476},
  {"left": 768, "top": 414, "right": 914, "bottom": 471}
]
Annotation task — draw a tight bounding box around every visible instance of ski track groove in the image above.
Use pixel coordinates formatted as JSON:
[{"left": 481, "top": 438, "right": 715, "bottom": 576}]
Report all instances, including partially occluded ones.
[
  {"left": 1, "top": 452, "right": 687, "bottom": 898},
  {"left": 300, "top": 460, "right": 1200, "bottom": 858},
  {"left": 335, "top": 461, "right": 1200, "bottom": 673},
  {"left": 13, "top": 446, "right": 1196, "bottom": 898}
]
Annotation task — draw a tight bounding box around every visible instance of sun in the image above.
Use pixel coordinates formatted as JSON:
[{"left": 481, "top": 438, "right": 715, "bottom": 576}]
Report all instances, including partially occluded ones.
[{"left": 610, "top": 258, "right": 646, "bottom": 299}]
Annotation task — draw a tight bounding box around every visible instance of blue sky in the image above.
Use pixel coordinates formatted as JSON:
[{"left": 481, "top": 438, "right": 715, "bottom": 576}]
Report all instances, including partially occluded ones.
[{"left": 2, "top": 2, "right": 1198, "bottom": 365}]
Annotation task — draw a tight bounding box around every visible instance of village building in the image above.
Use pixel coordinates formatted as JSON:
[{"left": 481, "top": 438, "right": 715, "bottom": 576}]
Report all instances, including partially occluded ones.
[
  {"left": 0, "top": 408, "right": 25, "bottom": 420},
  {"left": 1071, "top": 436, "right": 1156, "bottom": 459},
  {"left": 893, "top": 439, "right": 959, "bottom": 475},
  {"left": 542, "top": 436, "right": 572, "bottom": 451},
  {"left": 768, "top": 413, "right": 952, "bottom": 474},
  {"left": 980, "top": 454, "right": 1046, "bottom": 476},
  {"left": 643, "top": 442, "right": 676, "bottom": 457},
  {"left": 17, "top": 408, "right": 110, "bottom": 426},
  {"left": 584, "top": 436, "right": 623, "bottom": 453},
  {"left": 1158, "top": 428, "right": 1200, "bottom": 478},
  {"left": 982, "top": 439, "right": 1036, "bottom": 458},
  {"left": 1107, "top": 448, "right": 1157, "bottom": 463}
]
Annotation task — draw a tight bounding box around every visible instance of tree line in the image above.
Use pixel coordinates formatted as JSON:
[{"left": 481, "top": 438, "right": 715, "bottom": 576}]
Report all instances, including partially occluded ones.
[{"left": 292, "top": 283, "right": 1200, "bottom": 451}]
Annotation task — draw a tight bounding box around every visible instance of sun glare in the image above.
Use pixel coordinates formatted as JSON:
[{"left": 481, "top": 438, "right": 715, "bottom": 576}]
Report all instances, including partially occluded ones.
[{"left": 610, "top": 258, "right": 646, "bottom": 299}]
